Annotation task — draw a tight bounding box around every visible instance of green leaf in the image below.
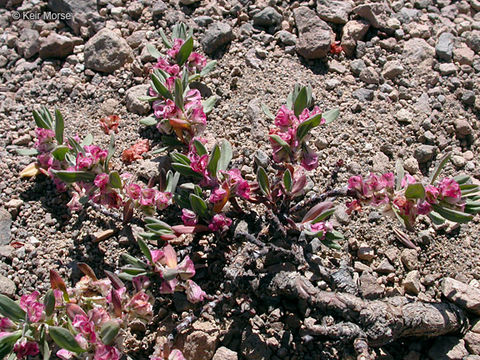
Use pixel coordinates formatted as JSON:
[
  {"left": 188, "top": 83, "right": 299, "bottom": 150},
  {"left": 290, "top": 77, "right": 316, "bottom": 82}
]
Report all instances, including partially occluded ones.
[
  {"left": 257, "top": 167, "right": 270, "bottom": 196},
  {"left": 171, "top": 152, "right": 191, "bottom": 165},
  {"left": 67, "top": 137, "right": 84, "bottom": 155},
  {"left": 431, "top": 204, "right": 473, "bottom": 224},
  {"left": 312, "top": 208, "right": 336, "bottom": 224},
  {"left": 283, "top": 169, "right": 292, "bottom": 192},
  {"left": 429, "top": 152, "right": 451, "bottom": 185},
  {"left": 44, "top": 289, "right": 55, "bottom": 317},
  {"left": 0, "top": 295, "right": 26, "bottom": 322},
  {"left": 296, "top": 113, "right": 323, "bottom": 141},
  {"left": 189, "top": 194, "right": 209, "bottom": 218},
  {"left": 454, "top": 174, "right": 470, "bottom": 185},
  {"left": 80, "top": 134, "right": 93, "bottom": 147},
  {"left": 42, "top": 107, "right": 54, "bottom": 128},
  {"left": 269, "top": 134, "right": 290, "bottom": 148},
  {"left": 146, "top": 43, "right": 161, "bottom": 59},
  {"left": 54, "top": 108, "right": 64, "bottom": 144},
  {"left": 405, "top": 183, "right": 425, "bottom": 199},
  {"left": 151, "top": 75, "right": 173, "bottom": 100},
  {"left": 325, "top": 230, "right": 344, "bottom": 241},
  {"left": 261, "top": 103, "right": 275, "bottom": 120},
  {"left": 137, "top": 237, "right": 153, "bottom": 264},
  {"left": 140, "top": 116, "right": 158, "bottom": 126},
  {"left": 322, "top": 238, "right": 342, "bottom": 250},
  {"left": 100, "top": 320, "right": 120, "bottom": 346},
  {"left": 159, "top": 29, "right": 172, "bottom": 48},
  {"left": 109, "top": 171, "right": 122, "bottom": 189},
  {"left": 302, "top": 201, "right": 334, "bottom": 223},
  {"left": 41, "top": 331, "right": 50, "bottom": 360},
  {"left": 395, "top": 159, "right": 404, "bottom": 191},
  {"left": 188, "top": 74, "right": 201, "bottom": 83},
  {"left": 0, "top": 331, "right": 22, "bottom": 359},
  {"left": 202, "top": 96, "right": 218, "bottom": 114},
  {"left": 176, "top": 36, "right": 193, "bottom": 66},
  {"left": 51, "top": 170, "right": 96, "bottom": 183},
  {"left": 217, "top": 140, "right": 232, "bottom": 172},
  {"left": 207, "top": 144, "right": 221, "bottom": 177},
  {"left": 171, "top": 163, "right": 203, "bottom": 178},
  {"left": 166, "top": 171, "right": 180, "bottom": 193},
  {"left": 51, "top": 145, "right": 69, "bottom": 162},
  {"left": 293, "top": 86, "right": 308, "bottom": 117},
  {"left": 322, "top": 108, "right": 340, "bottom": 125},
  {"left": 33, "top": 110, "right": 50, "bottom": 129},
  {"left": 121, "top": 254, "right": 148, "bottom": 269},
  {"left": 105, "top": 134, "right": 115, "bottom": 172},
  {"left": 200, "top": 60, "right": 217, "bottom": 77},
  {"left": 174, "top": 78, "right": 184, "bottom": 111},
  {"left": 16, "top": 148, "right": 38, "bottom": 156},
  {"left": 49, "top": 327, "right": 85, "bottom": 354},
  {"left": 193, "top": 139, "right": 207, "bottom": 156}
]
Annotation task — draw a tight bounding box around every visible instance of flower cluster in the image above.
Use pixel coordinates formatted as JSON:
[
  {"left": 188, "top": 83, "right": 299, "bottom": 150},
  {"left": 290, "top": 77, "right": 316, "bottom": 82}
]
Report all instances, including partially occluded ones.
[
  {"left": 0, "top": 268, "right": 173, "bottom": 360},
  {"left": 154, "top": 38, "right": 207, "bottom": 76},
  {"left": 270, "top": 105, "right": 324, "bottom": 170},
  {"left": 346, "top": 171, "right": 469, "bottom": 229}
]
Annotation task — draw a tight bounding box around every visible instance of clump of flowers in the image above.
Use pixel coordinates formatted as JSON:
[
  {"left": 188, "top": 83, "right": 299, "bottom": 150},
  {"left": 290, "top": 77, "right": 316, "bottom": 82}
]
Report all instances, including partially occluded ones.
[
  {"left": 120, "top": 241, "right": 206, "bottom": 304},
  {"left": 262, "top": 85, "right": 339, "bottom": 171},
  {"left": 139, "top": 23, "right": 218, "bottom": 145},
  {"left": 0, "top": 267, "right": 166, "bottom": 360},
  {"left": 346, "top": 154, "right": 480, "bottom": 230},
  {"left": 100, "top": 115, "right": 120, "bottom": 135}
]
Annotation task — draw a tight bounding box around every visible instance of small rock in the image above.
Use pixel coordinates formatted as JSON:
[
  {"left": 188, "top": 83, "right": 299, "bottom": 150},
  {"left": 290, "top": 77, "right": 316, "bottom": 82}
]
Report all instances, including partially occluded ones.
[
  {"left": 436, "top": 32, "right": 455, "bottom": 61},
  {"left": 350, "top": 59, "right": 366, "bottom": 75},
  {"left": 152, "top": 0, "right": 168, "bottom": 16},
  {"left": 353, "top": 88, "right": 374, "bottom": 102},
  {"left": 403, "top": 38, "right": 435, "bottom": 63},
  {"left": 213, "top": 347, "right": 238, "bottom": 360},
  {"left": 241, "top": 329, "right": 272, "bottom": 360},
  {"left": 352, "top": 3, "right": 389, "bottom": 29},
  {"left": 245, "top": 48, "right": 262, "bottom": 69},
  {"left": 359, "top": 272, "right": 384, "bottom": 299},
  {"left": 359, "top": 67, "right": 380, "bottom": 84},
  {"left": 126, "top": 85, "right": 150, "bottom": 115},
  {"left": 275, "top": 30, "right": 297, "bottom": 46},
  {"left": 16, "top": 29, "right": 40, "bottom": 59},
  {"left": 401, "top": 249, "right": 418, "bottom": 270},
  {"left": 254, "top": 150, "right": 269, "bottom": 168},
  {"left": 453, "top": 46, "right": 475, "bottom": 65},
  {"left": 48, "top": 0, "right": 103, "bottom": 35},
  {"left": 414, "top": 145, "right": 436, "bottom": 163},
  {"left": 372, "top": 152, "right": 390, "bottom": 173},
  {"left": 0, "top": 274, "right": 16, "bottom": 297},
  {"left": 466, "top": 30, "right": 480, "bottom": 54},
  {"left": 438, "top": 63, "right": 457, "bottom": 76},
  {"left": 92, "top": 229, "right": 115, "bottom": 243},
  {"left": 12, "top": 134, "right": 31, "bottom": 146},
  {"left": 382, "top": 60, "right": 404, "bottom": 79},
  {"left": 317, "top": 0, "right": 353, "bottom": 24},
  {"left": 454, "top": 119, "right": 472, "bottom": 137},
  {"left": 462, "top": 90, "right": 476, "bottom": 106},
  {"left": 252, "top": 7, "right": 282, "bottom": 28},
  {"left": 0, "top": 209, "right": 12, "bottom": 246},
  {"left": 464, "top": 331, "right": 480, "bottom": 355},
  {"left": 358, "top": 243, "right": 375, "bottom": 261},
  {"left": 39, "top": 33, "right": 74, "bottom": 59},
  {"left": 442, "top": 278, "right": 480, "bottom": 315},
  {"left": 404, "top": 270, "right": 421, "bottom": 295},
  {"left": 428, "top": 337, "right": 469, "bottom": 360},
  {"left": 334, "top": 204, "right": 350, "bottom": 225},
  {"left": 294, "top": 7, "right": 332, "bottom": 59},
  {"left": 201, "top": 22, "right": 234, "bottom": 55},
  {"left": 180, "top": 0, "right": 200, "bottom": 4},
  {"left": 452, "top": 155, "right": 466, "bottom": 168},
  {"left": 341, "top": 20, "right": 370, "bottom": 56},
  {"left": 375, "top": 259, "right": 395, "bottom": 274},
  {"left": 84, "top": 29, "right": 133, "bottom": 73},
  {"left": 395, "top": 108, "right": 413, "bottom": 124}
]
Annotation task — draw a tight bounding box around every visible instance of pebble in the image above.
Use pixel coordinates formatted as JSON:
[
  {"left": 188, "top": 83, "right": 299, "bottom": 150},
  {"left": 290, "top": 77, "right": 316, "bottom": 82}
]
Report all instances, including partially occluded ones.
[
  {"left": 357, "top": 243, "right": 375, "bottom": 261},
  {"left": 201, "top": 22, "right": 234, "bottom": 54}
]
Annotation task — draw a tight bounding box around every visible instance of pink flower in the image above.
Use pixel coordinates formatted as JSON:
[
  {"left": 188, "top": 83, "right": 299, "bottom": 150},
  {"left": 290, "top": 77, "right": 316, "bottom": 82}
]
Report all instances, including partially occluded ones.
[
  {"left": 208, "top": 214, "right": 232, "bottom": 232},
  {"left": 438, "top": 178, "right": 462, "bottom": 203},
  {"left": 425, "top": 185, "right": 439, "bottom": 204},
  {"left": 188, "top": 52, "right": 207, "bottom": 71},
  {"left": 275, "top": 105, "right": 296, "bottom": 129},
  {"left": 300, "top": 146, "right": 318, "bottom": 171},
  {"left": 184, "top": 280, "right": 206, "bottom": 303},
  {"left": 401, "top": 174, "right": 416, "bottom": 187},
  {"left": 417, "top": 201, "right": 432, "bottom": 215},
  {"left": 37, "top": 153, "right": 53, "bottom": 169},
  {"left": 67, "top": 192, "right": 83, "bottom": 211},
  {"left": 140, "top": 188, "right": 157, "bottom": 206},
  {"left": 181, "top": 209, "right": 198, "bottom": 226},
  {"left": 167, "top": 39, "right": 185, "bottom": 59},
  {"left": 20, "top": 291, "right": 44, "bottom": 322},
  {"left": 94, "top": 345, "right": 121, "bottom": 360},
  {"left": 13, "top": 339, "right": 39, "bottom": 359},
  {"left": 190, "top": 154, "right": 209, "bottom": 175},
  {"left": 34, "top": 128, "right": 55, "bottom": 153},
  {"left": 153, "top": 99, "right": 178, "bottom": 120},
  {"left": 72, "top": 314, "right": 96, "bottom": 342},
  {"left": 185, "top": 89, "right": 202, "bottom": 103},
  {"left": 209, "top": 188, "right": 227, "bottom": 203},
  {"left": 155, "top": 191, "right": 172, "bottom": 210},
  {"left": 125, "top": 183, "right": 142, "bottom": 201},
  {"left": 127, "top": 291, "right": 153, "bottom": 319},
  {"left": 169, "top": 350, "right": 187, "bottom": 360},
  {"left": 88, "top": 308, "right": 110, "bottom": 328},
  {"left": 348, "top": 176, "right": 364, "bottom": 193},
  {"left": 75, "top": 153, "right": 94, "bottom": 170},
  {"left": 132, "top": 275, "right": 150, "bottom": 291},
  {"left": 57, "top": 349, "right": 74, "bottom": 360},
  {"left": 94, "top": 173, "right": 109, "bottom": 189},
  {"left": 177, "top": 256, "right": 196, "bottom": 280},
  {"left": 380, "top": 173, "right": 395, "bottom": 189},
  {"left": 0, "top": 317, "right": 13, "bottom": 331},
  {"left": 226, "top": 168, "right": 251, "bottom": 200}
]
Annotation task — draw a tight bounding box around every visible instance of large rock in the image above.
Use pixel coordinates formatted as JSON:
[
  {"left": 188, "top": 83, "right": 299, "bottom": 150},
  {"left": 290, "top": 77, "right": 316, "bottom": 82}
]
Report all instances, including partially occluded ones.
[
  {"left": 84, "top": 29, "right": 133, "bottom": 73},
  {"left": 126, "top": 85, "right": 150, "bottom": 115},
  {"left": 442, "top": 277, "right": 480, "bottom": 315},
  {"left": 16, "top": 29, "right": 40, "bottom": 59},
  {"left": 213, "top": 347, "right": 238, "bottom": 360},
  {"left": 428, "top": 337, "right": 469, "bottom": 360},
  {"left": 352, "top": 3, "right": 391, "bottom": 31},
  {"left": 0, "top": 275, "right": 15, "bottom": 297},
  {"left": 201, "top": 22, "right": 234, "bottom": 55},
  {"left": 182, "top": 321, "right": 220, "bottom": 360},
  {"left": 341, "top": 20, "right": 370, "bottom": 56},
  {"left": 436, "top": 32, "right": 454, "bottom": 61},
  {"left": 39, "top": 33, "right": 74, "bottom": 59},
  {"left": 48, "top": 0, "right": 104, "bottom": 35},
  {"left": 294, "top": 7, "right": 332, "bottom": 59},
  {"left": 0, "top": 209, "right": 11, "bottom": 246},
  {"left": 317, "top": 0, "right": 353, "bottom": 24}
]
